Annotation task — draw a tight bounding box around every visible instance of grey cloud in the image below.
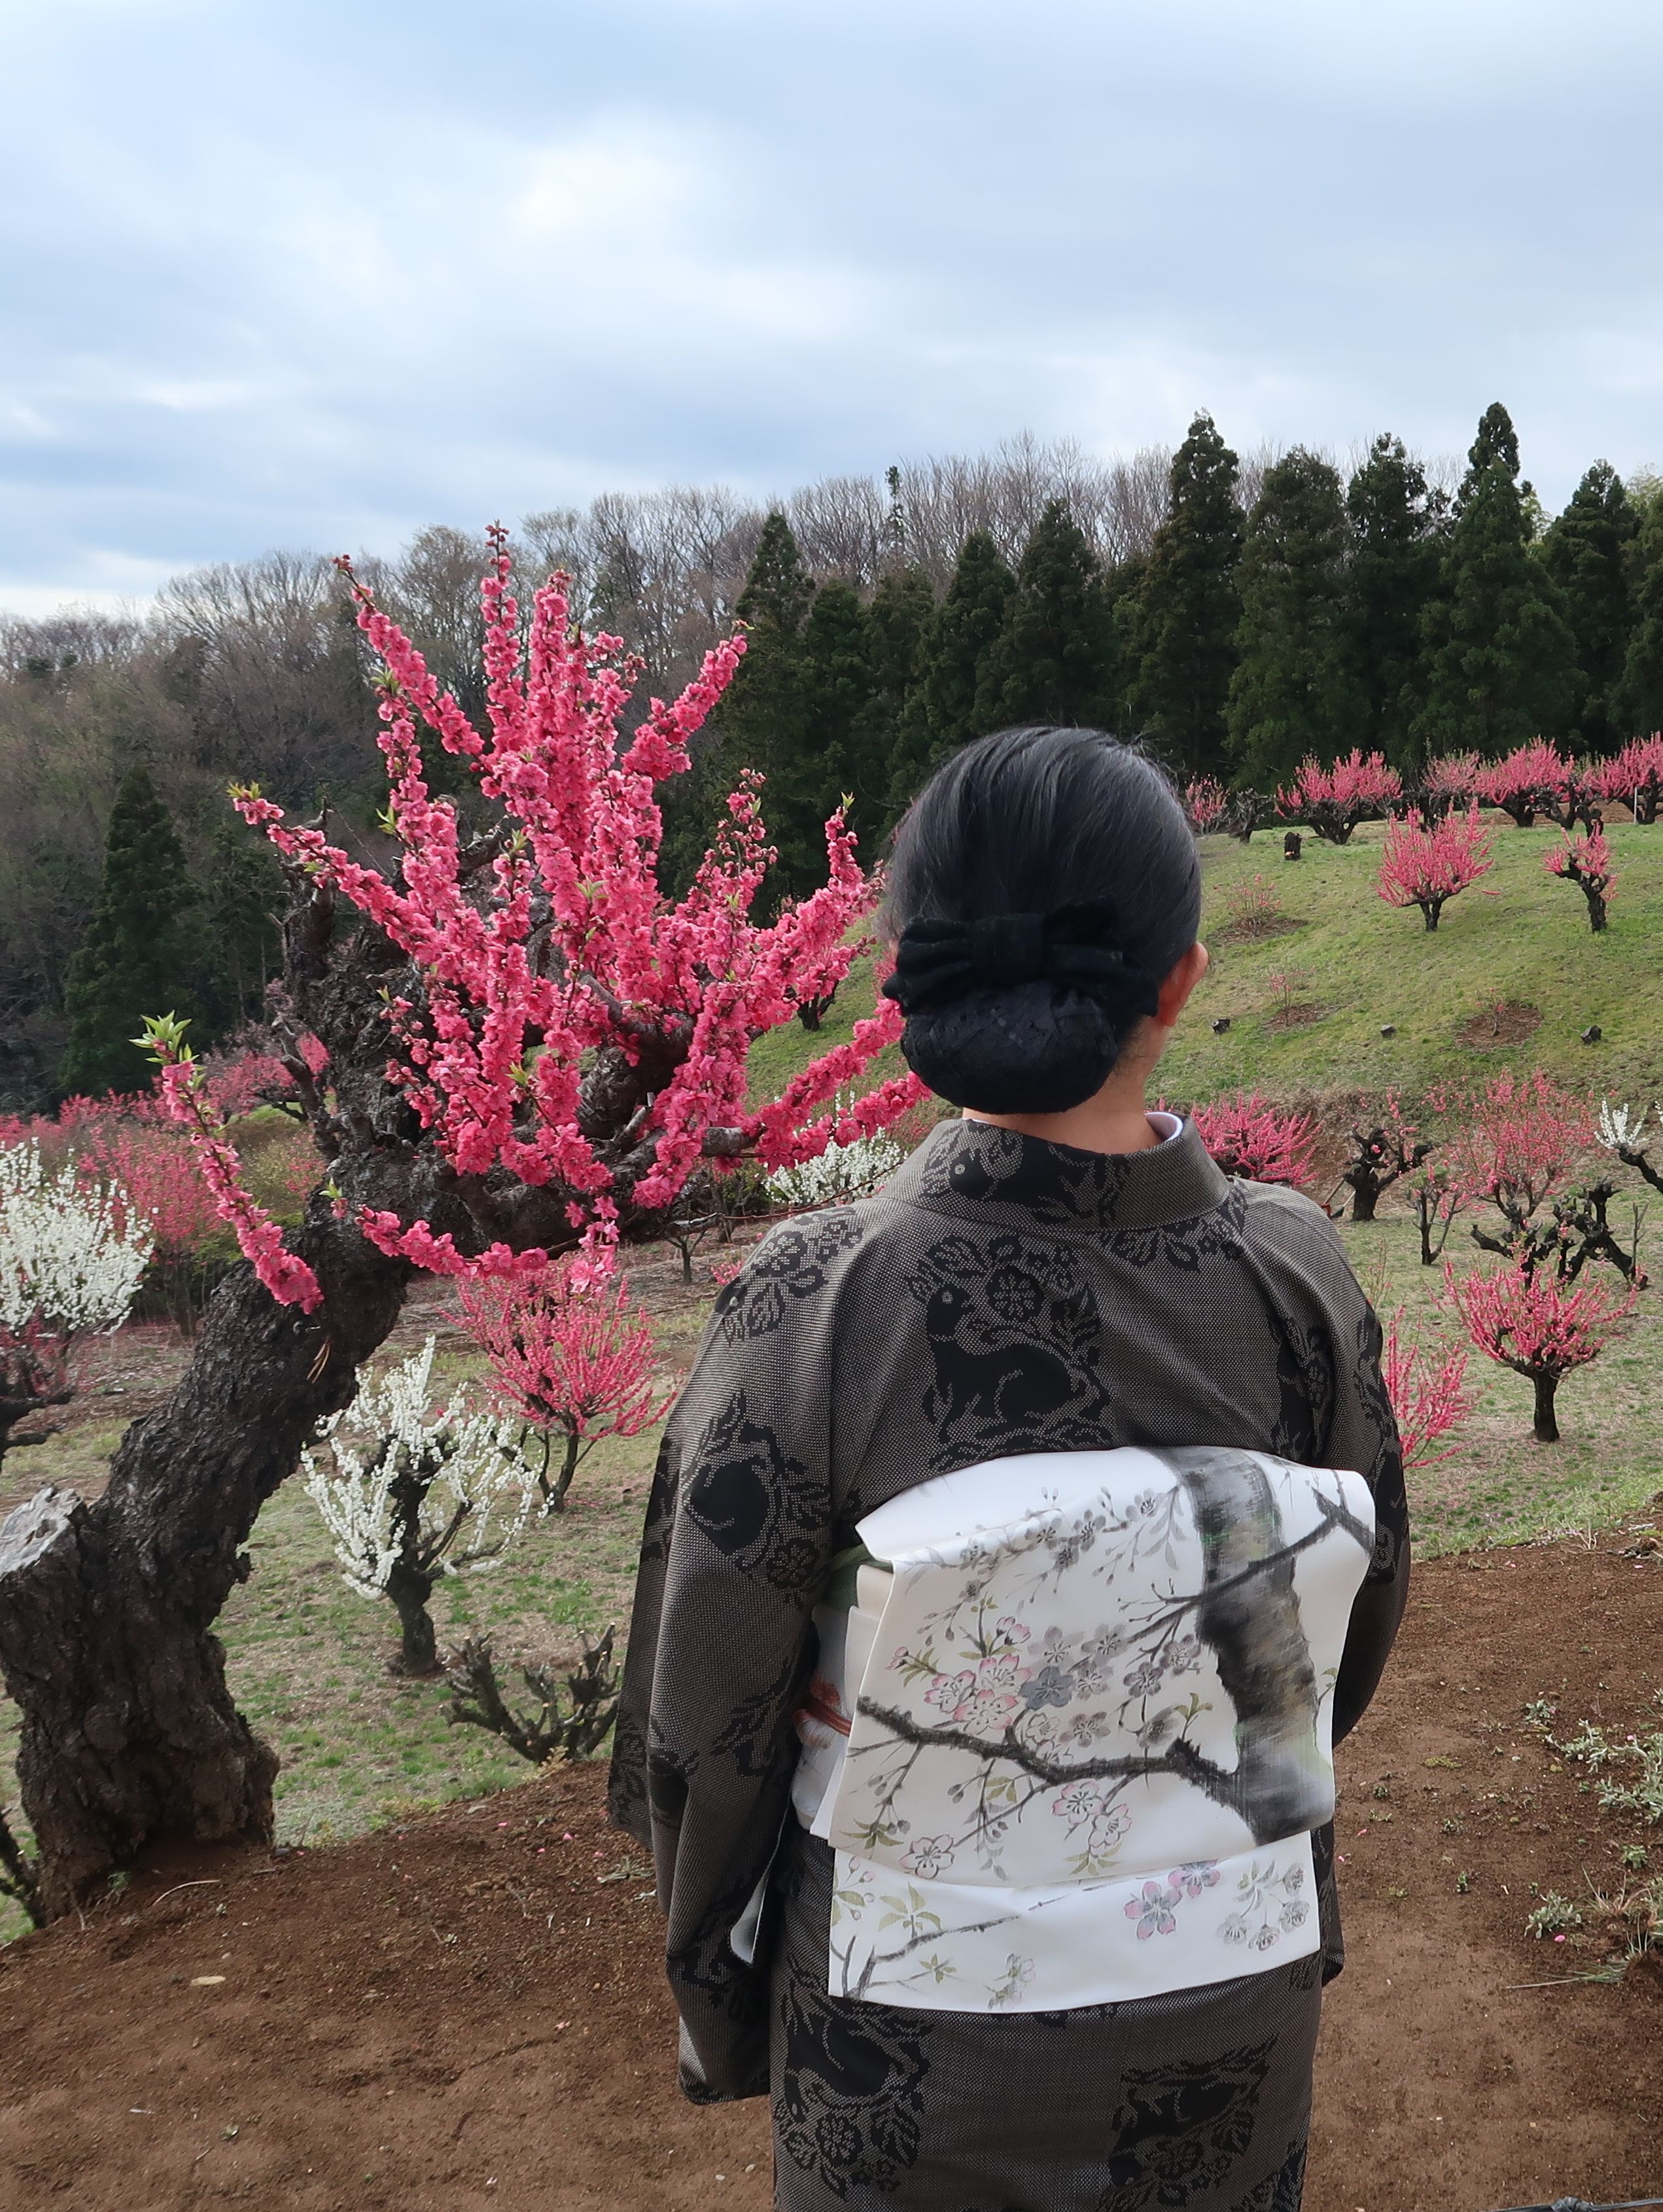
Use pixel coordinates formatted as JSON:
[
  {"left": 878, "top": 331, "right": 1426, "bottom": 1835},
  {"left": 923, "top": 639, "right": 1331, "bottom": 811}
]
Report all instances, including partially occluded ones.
[{"left": 4, "top": 0, "right": 1663, "bottom": 608}]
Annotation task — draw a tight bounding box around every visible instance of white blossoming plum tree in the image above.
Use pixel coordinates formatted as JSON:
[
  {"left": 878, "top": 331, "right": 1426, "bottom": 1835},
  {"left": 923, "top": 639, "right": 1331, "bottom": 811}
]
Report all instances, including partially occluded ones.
[{"left": 302, "top": 1338, "right": 536, "bottom": 1676}]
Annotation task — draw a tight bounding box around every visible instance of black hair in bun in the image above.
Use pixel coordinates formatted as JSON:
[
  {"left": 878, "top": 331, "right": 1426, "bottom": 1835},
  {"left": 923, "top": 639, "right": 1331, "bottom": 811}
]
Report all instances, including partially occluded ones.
[{"left": 882, "top": 729, "right": 1200, "bottom": 1115}]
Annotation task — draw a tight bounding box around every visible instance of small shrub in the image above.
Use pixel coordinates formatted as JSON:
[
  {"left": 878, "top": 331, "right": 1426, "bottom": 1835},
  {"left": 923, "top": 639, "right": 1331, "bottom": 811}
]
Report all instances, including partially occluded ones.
[
  {"left": 1219, "top": 873, "right": 1288, "bottom": 939},
  {"left": 1524, "top": 1887, "right": 1583, "bottom": 1939},
  {"left": 445, "top": 1629, "right": 622, "bottom": 1763}
]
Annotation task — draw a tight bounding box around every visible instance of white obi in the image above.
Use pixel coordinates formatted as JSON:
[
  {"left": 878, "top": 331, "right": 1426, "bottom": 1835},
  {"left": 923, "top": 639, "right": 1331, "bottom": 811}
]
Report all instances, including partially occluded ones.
[{"left": 790, "top": 1445, "right": 1374, "bottom": 2013}]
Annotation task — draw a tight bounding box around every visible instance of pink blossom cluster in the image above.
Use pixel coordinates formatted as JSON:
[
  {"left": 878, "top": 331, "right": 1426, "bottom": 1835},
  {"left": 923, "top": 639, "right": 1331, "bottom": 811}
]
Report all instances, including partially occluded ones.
[
  {"left": 1589, "top": 733, "right": 1663, "bottom": 819},
  {"left": 1184, "top": 1092, "right": 1318, "bottom": 1190},
  {"left": 1380, "top": 1307, "right": 1472, "bottom": 1469},
  {"left": 1419, "top": 753, "right": 1483, "bottom": 814},
  {"left": 457, "top": 1261, "right": 671, "bottom": 1447},
  {"left": 1183, "top": 777, "right": 1228, "bottom": 833},
  {"left": 1545, "top": 824, "right": 1618, "bottom": 919},
  {"left": 151, "top": 1052, "right": 323, "bottom": 1312},
  {"left": 1376, "top": 805, "right": 1494, "bottom": 930},
  {"left": 206, "top": 529, "right": 922, "bottom": 1291},
  {"left": 1476, "top": 740, "right": 1571, "bottom": 823},
  {"left": 1431, "top": 1070, "right": 1592, "bottom": 1229},
  {"left": 1276, "top": 751, "right": 1401, "bottom": 841}
]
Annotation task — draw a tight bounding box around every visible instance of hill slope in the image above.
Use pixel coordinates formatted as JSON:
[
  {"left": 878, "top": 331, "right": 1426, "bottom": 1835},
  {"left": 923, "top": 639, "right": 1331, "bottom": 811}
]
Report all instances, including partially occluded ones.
[{"left": 748, "top": 811, "right": 1663, "bottom": 1112}]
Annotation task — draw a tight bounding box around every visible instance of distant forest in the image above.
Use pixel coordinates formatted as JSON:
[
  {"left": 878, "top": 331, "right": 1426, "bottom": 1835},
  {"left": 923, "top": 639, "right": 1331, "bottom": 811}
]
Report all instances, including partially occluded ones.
[{"left": 4, "top": 401, "right": 1660, "bottom": 1109}]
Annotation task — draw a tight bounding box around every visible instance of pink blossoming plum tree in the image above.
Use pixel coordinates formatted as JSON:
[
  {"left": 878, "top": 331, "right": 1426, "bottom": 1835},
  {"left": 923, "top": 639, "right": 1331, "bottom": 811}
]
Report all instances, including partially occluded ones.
[
  {"left": 458, "top": 1261, "right": 671, "bottom": 1515},
  {"left": 1445, "top": 1259, "right": 1636, "bottom": 1443},
  {"left": 0, "top": 533, "right": 924, "bottom": 1916},
  {"left": 1477, "top": 739, "right": 1571, "bottom": 829},
  {"left": 1185, "top": 1091, "right": 1318, "bottom": 1189},
  {"left": 1591, "top": 733, "right": 1663, "bottom": 824},
  {"left": 1376, "top": 805, "right": 1494, "bottom": 931},
  {"left": 1381, "top": 1307, "right": 1472, "bottom": 1469},
  {"left": 1545, "top": 824, "right": 1618, "bottom": 932},
  {"left": 1275, "top": 750, "right": 1401, "bottom": 845}
]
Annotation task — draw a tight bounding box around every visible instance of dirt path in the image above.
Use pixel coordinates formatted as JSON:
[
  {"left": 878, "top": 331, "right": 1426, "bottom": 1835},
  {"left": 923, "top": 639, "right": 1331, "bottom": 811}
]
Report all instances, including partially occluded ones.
[{"left": 1, "top": 1542, "right": 1658, "bottom": 2212}]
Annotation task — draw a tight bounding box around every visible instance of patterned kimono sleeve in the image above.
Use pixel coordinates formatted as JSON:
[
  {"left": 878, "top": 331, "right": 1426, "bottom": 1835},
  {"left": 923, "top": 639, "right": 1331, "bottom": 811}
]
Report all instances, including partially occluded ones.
[
  {"left": 608, "top": 1244, "right": 838, "bottom": 2104},
  {"left": 1318, "top": 1261, "right": 1411, "bottom": 1746}
]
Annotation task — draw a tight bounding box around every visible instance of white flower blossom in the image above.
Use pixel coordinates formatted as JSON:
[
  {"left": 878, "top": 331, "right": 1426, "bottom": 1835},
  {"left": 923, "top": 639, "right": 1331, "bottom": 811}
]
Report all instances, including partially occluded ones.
[
  {"left": 767, "top": 1095, "right": 905, "bottom": 1210},
  {"left": 1598, "top": 1099, "right": 1663, "bottom": 1155},
  {"left": 0, "top": 1141, "right": 152, "bottom": 1341},
  {"left": 302, "top": 1337, "right": 536, "bottom": 1599}
]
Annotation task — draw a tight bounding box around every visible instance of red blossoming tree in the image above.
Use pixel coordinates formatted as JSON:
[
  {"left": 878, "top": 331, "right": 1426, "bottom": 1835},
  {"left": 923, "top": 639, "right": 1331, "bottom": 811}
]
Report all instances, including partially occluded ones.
[
  {"left": 1377, "top": 805, "right": 1495, "bottom": 932},
  {"left": 1444, "top": 1259, "right": 1636, "bottom": 1443},
  {"left": 459, "top": 1262, "right": 673, "bottom": 1515},
  {"left": 1185, "top": 1091, "right": 1318, "bottom": 1189},
  {"left": 1477, "top": 739, "right": 1569, "bottom": 830},
  {"left": 1381, "top": 1306, "right": 1472, "bottom": 1468},
  {"left": 1418, "top": 752, "right": 1483, "bottom": 817},
  {"left": 1436, "top": 1070, "right": 1592, "bottom": 1263},
  {"left": 1590, "top": 733, "right": 1663, "bottom": 825},
  {"left": 0, "top": 532, "right": 926, "bottom": 1916},
  {"left": 1275, "top": 750, "right": 1401, "bottom": 845},
  {"left": 1545, "top": 824, "right": 1618, "bottom": 932},
  {"left": 1183, "top": 777, "right": 1228, "bottom": 834}
]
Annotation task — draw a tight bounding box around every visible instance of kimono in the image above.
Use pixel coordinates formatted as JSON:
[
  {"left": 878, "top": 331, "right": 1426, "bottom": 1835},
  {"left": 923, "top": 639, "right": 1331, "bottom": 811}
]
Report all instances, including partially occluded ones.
[{"left": 609, "top": 1115, "right": 1409, "bottom": 2212}]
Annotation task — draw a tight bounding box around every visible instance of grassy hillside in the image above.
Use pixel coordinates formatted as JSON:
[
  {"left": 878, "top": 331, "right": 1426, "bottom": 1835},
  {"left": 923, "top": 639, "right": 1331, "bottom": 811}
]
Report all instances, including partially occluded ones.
[
  {"left": 1166, "top": 813, "right": 1663, "bottom": 1108},
  {"left": 748, "top": 812, "right": 1663, "bottom": 1112}
]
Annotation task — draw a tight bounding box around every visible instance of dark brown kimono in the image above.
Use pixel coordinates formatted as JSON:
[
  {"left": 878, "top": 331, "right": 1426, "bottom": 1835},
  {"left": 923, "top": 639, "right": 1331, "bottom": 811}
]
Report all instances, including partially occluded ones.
[{"left": 610, "top": 1116, "right": 1409, "bottom": 2211}]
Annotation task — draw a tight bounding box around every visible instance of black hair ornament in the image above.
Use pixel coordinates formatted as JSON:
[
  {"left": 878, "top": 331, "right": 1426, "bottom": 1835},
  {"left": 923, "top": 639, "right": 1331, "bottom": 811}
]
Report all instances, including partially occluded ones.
[{"left": 882, "top": 900, "right": 1161, "bottom": 1022}]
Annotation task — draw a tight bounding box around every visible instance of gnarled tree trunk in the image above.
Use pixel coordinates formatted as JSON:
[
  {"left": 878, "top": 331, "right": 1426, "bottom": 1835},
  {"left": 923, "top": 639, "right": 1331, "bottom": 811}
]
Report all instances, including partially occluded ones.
[
  {"left": 0, "top": 1214, "right": 409, "bottom": 1917},
  {"left": 0, "top": 858, "right": 714, "bottom": 1915}
]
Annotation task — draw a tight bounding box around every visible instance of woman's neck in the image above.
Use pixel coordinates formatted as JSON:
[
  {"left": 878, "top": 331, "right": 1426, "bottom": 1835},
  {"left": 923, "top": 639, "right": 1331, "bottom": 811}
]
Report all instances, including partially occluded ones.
[{"left": 964, "top": 1076, "right": 1166, "bottom": 1158}]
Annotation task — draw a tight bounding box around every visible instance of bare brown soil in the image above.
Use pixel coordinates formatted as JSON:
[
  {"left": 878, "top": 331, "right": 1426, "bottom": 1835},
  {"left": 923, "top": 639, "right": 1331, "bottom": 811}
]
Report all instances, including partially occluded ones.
[
  {"left": 2, "top": 1544, "right": 1660, "bottom": 2212},
  {"left": 1456, "top": 1000, "right": 1544, "bottom": 1049}
]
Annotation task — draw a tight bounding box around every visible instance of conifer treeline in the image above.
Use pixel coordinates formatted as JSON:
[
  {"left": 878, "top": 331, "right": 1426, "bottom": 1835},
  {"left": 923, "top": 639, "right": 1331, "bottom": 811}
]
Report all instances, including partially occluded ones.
[
  {"left": 678, "top": 402, "right": 1663, "bottom": 905},
  {"left": 4, "top": 403, "right": 1661, "bottom": 1100}
]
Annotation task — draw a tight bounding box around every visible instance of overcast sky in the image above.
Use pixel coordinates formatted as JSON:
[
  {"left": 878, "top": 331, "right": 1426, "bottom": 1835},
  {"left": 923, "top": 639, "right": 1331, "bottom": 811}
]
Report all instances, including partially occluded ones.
[{"left": 4, "top": 0, "right": 1662, "bottom": 614}]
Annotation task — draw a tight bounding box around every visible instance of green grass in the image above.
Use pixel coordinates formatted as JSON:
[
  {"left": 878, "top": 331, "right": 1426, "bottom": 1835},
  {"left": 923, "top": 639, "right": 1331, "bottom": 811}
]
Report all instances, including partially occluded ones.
[
  {"left": 1164, "top": 814, "right": 1663, "bottom": 1108},
  {"left": 1331, "top": 1210, "right": 1663, "bottom": 1556},
  {"left": 745, "top": 814, "right": 1663, "bottom": 1115}
]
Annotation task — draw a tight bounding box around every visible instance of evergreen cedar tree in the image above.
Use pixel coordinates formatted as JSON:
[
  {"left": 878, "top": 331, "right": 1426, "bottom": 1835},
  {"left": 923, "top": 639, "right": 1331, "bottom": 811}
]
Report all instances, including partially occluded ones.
[
  {"left": 1613, "top": 494, "right": 1663, "bottom": 737},
  {"left": 58, "top": 764, "right": 220, "bottom": 1098},
  {"left": 1542, "top": 461, "right": 1637, "bottom": 753},
  {"left": 971, "top": 497, "right": 1119, "bottom": 733},
  {"left": 1225, "top": 448, "right": 1363, "bottom": 785},
  {"left": 1414, "top": 402, "right": 1579, "bottom": 758},
  {"left": 890, "top": 532, "right": 1016, "bottom": 798},
  {"left": 1130, "top": 410, "right": 1244, "bottom": 777},
  {"left": 1344, "top": 434, "right": 1448, "bottom": 768}
]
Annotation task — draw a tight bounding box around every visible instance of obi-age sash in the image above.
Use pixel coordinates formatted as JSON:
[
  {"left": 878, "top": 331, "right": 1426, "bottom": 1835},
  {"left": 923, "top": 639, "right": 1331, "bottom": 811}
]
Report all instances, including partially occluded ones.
[{"left": 790, "top": 1444, "right": 1374, "bottom": 2013}]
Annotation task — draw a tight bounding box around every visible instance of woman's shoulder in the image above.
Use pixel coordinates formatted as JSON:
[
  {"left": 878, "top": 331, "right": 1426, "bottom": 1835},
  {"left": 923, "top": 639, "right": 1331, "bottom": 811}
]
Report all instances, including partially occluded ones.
[
  {"left": 707, "top": 1191, "right": 917, "bottom": 1343},
  {"left": 1230, "top": 1174, "right": 1359, "bottom": 1289}
]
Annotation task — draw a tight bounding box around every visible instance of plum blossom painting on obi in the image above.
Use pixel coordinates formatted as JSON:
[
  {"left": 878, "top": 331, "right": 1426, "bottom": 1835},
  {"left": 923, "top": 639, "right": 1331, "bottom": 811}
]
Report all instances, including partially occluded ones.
[{"left": 818, "top": 1445, "right": 1373, "bottom": 2010}]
